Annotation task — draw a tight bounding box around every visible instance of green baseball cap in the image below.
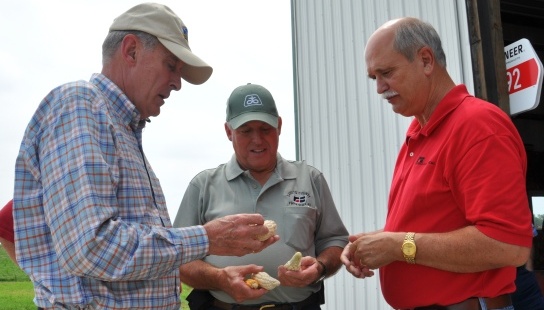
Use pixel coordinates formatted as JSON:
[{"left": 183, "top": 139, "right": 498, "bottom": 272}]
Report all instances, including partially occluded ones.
[
  {"left": 109, "top": 3, "right": 212, "bottom": 85},
  {"left": 226, "top": 83, "right": 279, "bottom": 129}
]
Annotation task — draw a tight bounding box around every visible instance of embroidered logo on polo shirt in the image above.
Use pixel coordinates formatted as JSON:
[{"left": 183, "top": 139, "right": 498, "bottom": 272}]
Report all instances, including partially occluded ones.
[
  {"left": 294, "top": 195, "right": 306, "bottom": 203},
  {"left": 287, "top": 191, "right": 312, "bottom": 207},
  {"left": 416, "top": 156, "right": 436, "bottom": 165}
]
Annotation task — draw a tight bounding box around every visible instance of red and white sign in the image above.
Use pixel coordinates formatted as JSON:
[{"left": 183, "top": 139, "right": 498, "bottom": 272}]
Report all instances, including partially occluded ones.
[{"left": 504, "top": 38, "right": 543, "bottom": 115}]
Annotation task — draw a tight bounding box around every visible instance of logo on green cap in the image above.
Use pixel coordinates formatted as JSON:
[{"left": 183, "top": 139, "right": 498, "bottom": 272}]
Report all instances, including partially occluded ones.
[{"left": 244, "top": 94, "right": 263, "bottom": 107}]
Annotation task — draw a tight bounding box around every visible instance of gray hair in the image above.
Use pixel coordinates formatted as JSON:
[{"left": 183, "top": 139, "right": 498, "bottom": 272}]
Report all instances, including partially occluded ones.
[
  {"left": 102, "top": 30, "right": 160, "bottom": 66},
  {"left": 393, "top": 18, "right": 447, "bottom": 68}
]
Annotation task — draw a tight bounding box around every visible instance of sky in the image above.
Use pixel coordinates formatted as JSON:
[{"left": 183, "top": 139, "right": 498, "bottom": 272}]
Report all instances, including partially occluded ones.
[{"left": 0, "top": 0, "right": 296, "bottom": 220}]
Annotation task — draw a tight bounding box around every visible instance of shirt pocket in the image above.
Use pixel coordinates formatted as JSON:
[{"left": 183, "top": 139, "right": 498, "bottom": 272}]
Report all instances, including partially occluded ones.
[{"left": 282, "top": 206, "right": 317, "bottom": 252}]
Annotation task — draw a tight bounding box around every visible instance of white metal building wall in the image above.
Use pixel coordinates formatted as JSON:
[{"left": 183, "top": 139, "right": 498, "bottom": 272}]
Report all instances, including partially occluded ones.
[{"left": 291, "top": 0, "right": 474, "bottom": 309}]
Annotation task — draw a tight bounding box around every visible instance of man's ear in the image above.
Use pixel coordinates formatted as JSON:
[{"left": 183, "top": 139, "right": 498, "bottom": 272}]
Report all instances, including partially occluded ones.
[
  {"left": 277, "top": 117, "right": 282, "bottom": 135},
  {"left": 419, "top": 46, "right": 434, "bottom": 74},
  {"left": 121, "top": 34, "right": 138, "bottom": 65},
  {"left": 224, "top": 122, "right": 233, "bottom": 141}
]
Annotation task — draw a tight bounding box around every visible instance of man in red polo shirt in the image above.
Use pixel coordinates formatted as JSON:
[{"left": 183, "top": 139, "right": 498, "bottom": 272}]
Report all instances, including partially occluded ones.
[{"left": 341, "top": 17, "right": 533, "bottom": 310}]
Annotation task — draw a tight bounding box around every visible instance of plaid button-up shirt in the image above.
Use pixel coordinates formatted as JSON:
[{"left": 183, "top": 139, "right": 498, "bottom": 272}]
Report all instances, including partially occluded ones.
[{"left": 14, "top": 73, "right": 208, "bottom": 309}]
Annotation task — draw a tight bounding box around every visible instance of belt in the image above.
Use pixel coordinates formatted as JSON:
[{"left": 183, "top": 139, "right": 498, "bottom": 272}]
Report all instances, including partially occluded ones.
[
  {"left": 413, "top": 294, "right": 512, "bottom": 310},
  {"left": 210, "top": 292, "right": 320, "bottom": 310}
]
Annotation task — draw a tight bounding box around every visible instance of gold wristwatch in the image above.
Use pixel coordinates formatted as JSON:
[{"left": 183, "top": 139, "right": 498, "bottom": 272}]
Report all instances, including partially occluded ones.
[{"left": 401, "top": 232, "right": 416, "bottom": 264}]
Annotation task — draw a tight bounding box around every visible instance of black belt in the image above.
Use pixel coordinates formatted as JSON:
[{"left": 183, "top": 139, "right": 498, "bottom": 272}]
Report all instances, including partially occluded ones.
[
  {"left": 412, "top": 294, "right": 512, "bottom": 310},
  {"left": 210, "top": 292, "right": 320, "bottom": 310}
]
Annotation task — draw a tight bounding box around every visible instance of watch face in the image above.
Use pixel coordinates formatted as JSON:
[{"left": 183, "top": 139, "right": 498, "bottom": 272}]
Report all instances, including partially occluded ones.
[{"left": 403, "top": 243, "right": 416, "bottom": 256}]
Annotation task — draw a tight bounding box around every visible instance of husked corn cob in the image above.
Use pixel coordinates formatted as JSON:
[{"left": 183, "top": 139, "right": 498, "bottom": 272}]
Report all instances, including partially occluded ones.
[
  {"left": 252, "top": 272, "right": 280, "bottom": 290},
  {"left": 255, "top": 220, "right": 277, "bottom": 241},
  {"left": 284, "top": 252, "right": 302, "bottom": 271}
]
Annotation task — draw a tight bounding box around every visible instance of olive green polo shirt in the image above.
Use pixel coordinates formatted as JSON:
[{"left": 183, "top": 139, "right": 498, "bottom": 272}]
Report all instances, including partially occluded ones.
[{"left": 174, "top": 153, "right": 348, "bottom": 304}]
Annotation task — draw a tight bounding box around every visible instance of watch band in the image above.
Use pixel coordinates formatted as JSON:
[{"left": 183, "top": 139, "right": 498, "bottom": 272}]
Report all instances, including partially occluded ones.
[
  {"left": 313, "top": 260, "right": 327, "bottom": 284},
  {"left": 403, "top": 232, "right": 416, "bottom": 264},
  {"left": 317, "top": 260, "right": 327, "bottom": 277}
]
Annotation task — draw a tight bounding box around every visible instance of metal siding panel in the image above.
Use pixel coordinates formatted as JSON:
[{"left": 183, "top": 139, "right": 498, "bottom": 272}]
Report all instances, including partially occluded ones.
[{"left": 292, "top": 0, "right": 470, "bottom": 309}]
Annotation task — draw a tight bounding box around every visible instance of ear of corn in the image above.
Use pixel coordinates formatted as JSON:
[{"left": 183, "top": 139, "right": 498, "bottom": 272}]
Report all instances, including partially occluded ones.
[
  {"left": 255, "top": 220, "right": 277, "bottom": 241},
  {"left": 252, "top": 272, "right": 280, "bottom": 290},
  {"left": 284, "top": 251, "right": 302, "bottom": 271}
]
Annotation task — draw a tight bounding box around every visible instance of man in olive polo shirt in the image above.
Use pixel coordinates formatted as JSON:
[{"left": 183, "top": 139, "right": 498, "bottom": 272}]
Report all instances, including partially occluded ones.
[{"left": 174, "top": 83, "right": 348, "bottom": 310}]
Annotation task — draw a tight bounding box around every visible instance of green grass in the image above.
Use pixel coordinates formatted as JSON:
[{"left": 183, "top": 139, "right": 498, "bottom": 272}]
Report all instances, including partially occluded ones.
[
  {"left": 0, "top": 244, "right": 34, "bottom": 309},
  {"left": 0, "top": 244, "right": 30, "bottom": 282},
  {"left": 0, "top": 244, "right": 192, "bottom": 309},
  {"left": 0, "top": 281, "right": 36, "bottom": 309},
  {"left": 181, "top": 284, "right": 192, "bottom": 310}
]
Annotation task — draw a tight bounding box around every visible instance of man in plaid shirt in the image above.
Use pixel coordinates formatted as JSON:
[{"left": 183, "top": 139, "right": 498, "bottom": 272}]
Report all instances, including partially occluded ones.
[{"left": 13, "top": 3, "right": 277, "bottom": 309}]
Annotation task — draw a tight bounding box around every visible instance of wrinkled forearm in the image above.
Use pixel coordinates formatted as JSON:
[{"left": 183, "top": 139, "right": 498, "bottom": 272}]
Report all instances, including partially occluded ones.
[
  {"left": 179, "top": 260, "right": 225, "bottom": 290},
  {"left": 317, "top": 246, "right": 344, "bottom": 277},
  {"left": 415, "top": 226, "right": 530, "bottom": 272}
]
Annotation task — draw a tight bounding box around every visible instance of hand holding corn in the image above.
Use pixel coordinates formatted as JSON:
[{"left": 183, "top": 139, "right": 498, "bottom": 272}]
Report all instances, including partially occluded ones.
[
  {"left": 254, "top": 220, "right": 277, "bottom": 241},
  {"left": 244, "top": 272, "right": 281, "bottom": 290},
  {"left": 204, "top": 214, "right": 278, "bottom": 256},
  {"left": 284, "top": 252, "right": 302, "bottom": 271}
]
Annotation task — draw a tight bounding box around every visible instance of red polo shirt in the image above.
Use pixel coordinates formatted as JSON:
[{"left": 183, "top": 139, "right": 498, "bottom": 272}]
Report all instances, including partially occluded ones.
[
  {"left": 0, "top": 200, "right": 14, "bottom": 243},
  {"left": 381, "top": 85, "right": 533, "bottom": 309}
]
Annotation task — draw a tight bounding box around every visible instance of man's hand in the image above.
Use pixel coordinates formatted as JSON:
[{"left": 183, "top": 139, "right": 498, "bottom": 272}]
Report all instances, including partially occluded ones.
[
  {"left": 219, "top": 265, "right": 270, "bottom": 303},
  {"left": 341, "top": 231, "right": 397, "bottom": 278},
  {"left": 341, "top": 239, "right": 375, "bottom": 278},
  {"left": 204, "top": 214, "right": 279, "bottom": 256},
  {"left": 277, "top": 256, "right": 322, "bottom": 287}
]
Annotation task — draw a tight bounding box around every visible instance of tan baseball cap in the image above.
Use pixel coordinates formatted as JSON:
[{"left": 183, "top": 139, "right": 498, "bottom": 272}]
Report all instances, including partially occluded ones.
[{"left": 109, "top": 3, "right": 212, "bottom": 85}]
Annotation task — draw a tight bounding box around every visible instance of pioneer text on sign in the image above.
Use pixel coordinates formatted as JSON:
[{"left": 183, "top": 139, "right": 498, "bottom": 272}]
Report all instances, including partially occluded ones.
[{"left": 505, "top": 44, "right": 523, "bottom": 60}]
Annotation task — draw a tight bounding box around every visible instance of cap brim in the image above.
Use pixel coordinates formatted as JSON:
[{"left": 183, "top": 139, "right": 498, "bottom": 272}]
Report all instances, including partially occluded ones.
[
  {"left": 228, "top": 112, "right": 279, "bottom": 129},
  {"left": 159, "top": 38, "right": 213, "bottom": 85}
]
